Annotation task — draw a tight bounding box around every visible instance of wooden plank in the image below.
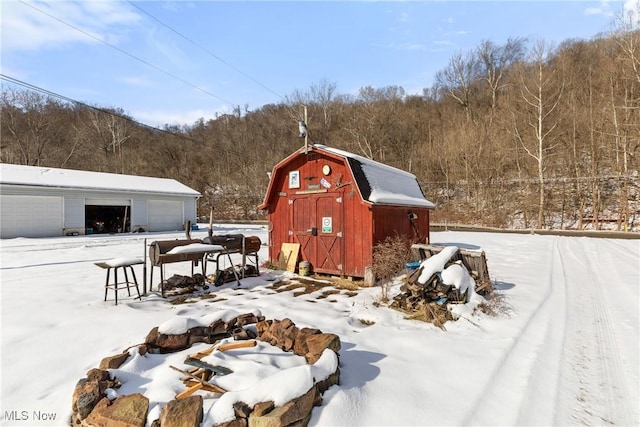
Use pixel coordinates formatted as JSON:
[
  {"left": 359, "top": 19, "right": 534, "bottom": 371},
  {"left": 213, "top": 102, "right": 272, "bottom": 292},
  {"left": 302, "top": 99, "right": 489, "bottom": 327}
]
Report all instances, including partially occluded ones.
[
  {"left": 184, "top": 380, "right": 226, "bottom": 394},
  {"left": 176, "top": 382, "right": 202, "bottom": 399},
  {"left": 189, "top": 346, "right": 216, "bottom": 360},
  {"left": 170, "top": 365, "right": 227, "bottom": 394},
  {"left": 218, "top": 340, "right": 257, "bottom": 352},
  {"left": 280, "top": 243, "right": 300, "bottom": 273}
]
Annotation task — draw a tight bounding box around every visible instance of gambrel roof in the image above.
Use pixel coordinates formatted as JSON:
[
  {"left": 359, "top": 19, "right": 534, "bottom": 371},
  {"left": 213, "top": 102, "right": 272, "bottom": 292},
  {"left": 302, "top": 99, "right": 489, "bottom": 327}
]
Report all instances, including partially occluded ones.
[
  {"left": 316, "top": 145, "right": 435, "bottom": 208},
  {"left": 260, "top": 145, "right": 434, "bottom": 209}
]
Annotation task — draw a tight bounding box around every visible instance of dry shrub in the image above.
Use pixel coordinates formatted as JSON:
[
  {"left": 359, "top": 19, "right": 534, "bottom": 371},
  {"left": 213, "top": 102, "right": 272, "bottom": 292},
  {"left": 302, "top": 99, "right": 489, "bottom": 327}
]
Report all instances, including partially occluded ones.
[
  {"left": 475, "top": 293, "right": 511, "bottom": 317},
  {"left": 170, "top": 296, "right": 196, "bottom": 305},
  {"left": 405, "top": 303, "right": 454, "bottom": 330},
  {"left": 330, "top": 277, "right": 361, "bottom": 291},
  {"left": 372, "top": 235, "right": 413, "bottom": 302},
  {"left": 263, "top": 253, "right": 288, "bottom": 271}
]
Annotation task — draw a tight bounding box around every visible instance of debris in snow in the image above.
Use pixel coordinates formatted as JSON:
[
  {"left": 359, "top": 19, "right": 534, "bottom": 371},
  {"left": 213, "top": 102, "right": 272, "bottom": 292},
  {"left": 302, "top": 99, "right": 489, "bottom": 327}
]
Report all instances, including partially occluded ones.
[
  {"left": 71, "top": 313, "right": 341, "bottom": 427},
  {"left": 391, "top": 244, "right": 492, "bottom": 328}
]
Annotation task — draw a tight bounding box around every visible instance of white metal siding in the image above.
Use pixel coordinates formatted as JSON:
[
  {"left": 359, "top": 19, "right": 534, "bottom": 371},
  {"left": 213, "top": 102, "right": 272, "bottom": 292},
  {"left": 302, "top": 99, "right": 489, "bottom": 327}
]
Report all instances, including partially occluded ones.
[
  {"left": 0, "top": 195, "right": 63, "bottom": 238},
  {"left": 148, "top": 200, "right": 183, "bottom": 231},
  {"left": 85, "top": 198, "right": 131, "bottom": 206}
]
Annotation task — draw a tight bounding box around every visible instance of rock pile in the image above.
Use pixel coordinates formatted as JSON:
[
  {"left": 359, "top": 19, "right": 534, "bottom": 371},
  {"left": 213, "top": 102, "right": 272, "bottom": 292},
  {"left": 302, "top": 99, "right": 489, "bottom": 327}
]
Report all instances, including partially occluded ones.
[{"left": 71, "top": 313, "right": 340, "bottom": 427}]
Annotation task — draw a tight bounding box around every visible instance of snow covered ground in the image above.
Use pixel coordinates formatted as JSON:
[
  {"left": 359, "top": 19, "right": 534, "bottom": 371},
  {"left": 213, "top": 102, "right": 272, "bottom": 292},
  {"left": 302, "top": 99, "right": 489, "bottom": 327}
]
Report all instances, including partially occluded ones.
[{"left": 0, "top": 224, "right": 638, "bottom": 426}]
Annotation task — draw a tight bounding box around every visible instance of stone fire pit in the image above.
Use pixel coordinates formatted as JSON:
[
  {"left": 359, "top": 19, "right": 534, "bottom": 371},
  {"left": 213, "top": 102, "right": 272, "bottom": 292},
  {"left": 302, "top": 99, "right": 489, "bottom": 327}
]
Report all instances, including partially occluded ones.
[{"left": 71, "top": 312, "right": 341, "bottom": 427}]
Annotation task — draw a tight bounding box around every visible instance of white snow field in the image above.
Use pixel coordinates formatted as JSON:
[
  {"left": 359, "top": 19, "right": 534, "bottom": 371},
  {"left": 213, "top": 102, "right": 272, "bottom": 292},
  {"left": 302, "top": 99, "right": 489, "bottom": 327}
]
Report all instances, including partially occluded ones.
[{"left": 0, "top": 224, "right": 638, "bottom": 426}]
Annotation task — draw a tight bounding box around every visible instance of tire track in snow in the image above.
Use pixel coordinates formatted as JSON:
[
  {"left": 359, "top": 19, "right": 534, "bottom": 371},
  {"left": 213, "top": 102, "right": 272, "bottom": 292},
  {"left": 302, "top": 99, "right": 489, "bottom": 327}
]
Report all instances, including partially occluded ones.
[
  {"left": 462, "top": 238, "right": 567, "bottom": 425},
  {"left": 554, "top": 238, "right": 638, "bottom": 425}
]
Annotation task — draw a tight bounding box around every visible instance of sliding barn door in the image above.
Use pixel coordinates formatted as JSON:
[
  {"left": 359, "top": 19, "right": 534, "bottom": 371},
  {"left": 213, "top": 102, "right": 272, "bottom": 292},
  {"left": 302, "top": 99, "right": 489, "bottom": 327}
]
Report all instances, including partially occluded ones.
[{"left": 291, "top": 194, "right": 343, "bottom": 275}]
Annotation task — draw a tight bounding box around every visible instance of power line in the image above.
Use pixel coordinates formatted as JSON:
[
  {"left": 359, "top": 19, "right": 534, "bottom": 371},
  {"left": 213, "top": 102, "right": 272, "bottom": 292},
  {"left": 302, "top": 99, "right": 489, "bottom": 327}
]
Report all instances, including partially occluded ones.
[
  {"left": 1, "top": 73, "right": 245, "bottom": 160},
  {"left": 17, "top": 0, "right": 239, "bottom": 109},
  {"left": 127, "top": 0, "right": 286, "bottom": 102},
  {"left": 127, "top": 0, "right": 306, "bottom": 127},
  {"left": 1, "top": 73, "right": 189, "bottom": 140}
]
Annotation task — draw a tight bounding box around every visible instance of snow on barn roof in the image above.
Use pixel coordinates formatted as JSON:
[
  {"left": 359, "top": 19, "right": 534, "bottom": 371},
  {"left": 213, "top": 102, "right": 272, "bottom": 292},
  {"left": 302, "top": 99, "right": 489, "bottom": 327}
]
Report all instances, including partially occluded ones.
[
  {"left": 0, "top": 163, "right": 201, "bottom": 196},
  {"left": 314, "top": 145, "right": 435, "bottom": 208}
]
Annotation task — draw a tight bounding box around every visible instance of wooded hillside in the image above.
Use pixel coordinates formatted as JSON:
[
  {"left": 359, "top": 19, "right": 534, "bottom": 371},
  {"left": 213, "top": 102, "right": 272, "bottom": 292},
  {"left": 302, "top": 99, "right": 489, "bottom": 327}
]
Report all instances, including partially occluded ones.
[{"left": 2, "top": 30, "right": 639, "bottom": 231}]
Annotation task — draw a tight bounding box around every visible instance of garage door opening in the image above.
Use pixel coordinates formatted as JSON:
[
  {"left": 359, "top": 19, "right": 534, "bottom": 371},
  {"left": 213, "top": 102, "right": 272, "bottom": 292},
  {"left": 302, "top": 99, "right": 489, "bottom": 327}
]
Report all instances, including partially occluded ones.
[{"left": 85, "top": 205, "right": 130, "bottom": 234}]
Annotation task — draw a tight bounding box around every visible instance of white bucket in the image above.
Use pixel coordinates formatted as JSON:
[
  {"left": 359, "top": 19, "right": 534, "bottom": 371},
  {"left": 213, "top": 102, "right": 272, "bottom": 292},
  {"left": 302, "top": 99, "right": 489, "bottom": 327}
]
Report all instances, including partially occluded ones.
[{"left": 299, "top": 261, "right": 311, "bottom": 276}]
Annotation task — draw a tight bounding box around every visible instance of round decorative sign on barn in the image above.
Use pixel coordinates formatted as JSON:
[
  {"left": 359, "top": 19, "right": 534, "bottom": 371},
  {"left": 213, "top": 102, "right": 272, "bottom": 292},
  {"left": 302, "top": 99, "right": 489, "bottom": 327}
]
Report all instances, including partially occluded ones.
[{"left": 322, "top": 164, "right": 331, "bottom": 175}]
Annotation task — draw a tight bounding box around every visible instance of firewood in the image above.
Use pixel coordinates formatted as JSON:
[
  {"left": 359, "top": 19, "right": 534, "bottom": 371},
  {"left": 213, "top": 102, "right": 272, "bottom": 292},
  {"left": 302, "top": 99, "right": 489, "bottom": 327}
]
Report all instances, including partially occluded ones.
[
  {"left": 180, "top": 367, "right": 205, "bottom": 381},
  {"left": 218, "top": 340, "right": 257, "bottom": 352},
  {"left": 408, "top": 266, "right": 423, "bottom": 284},
  {"left": 189, "top": 346, "right": 216, "bottom": 360},
  {"left": 176, "top": 382, "right": 203, "bottom": 399},
  {"left": 201, "top": 382, "right": 226, "bottom": 394},
  {"left": 170, "top": 365, "right": 227, "bottom": 394},
  {"left": 183, "top": 380, "right": 226, "bottom": 394}
]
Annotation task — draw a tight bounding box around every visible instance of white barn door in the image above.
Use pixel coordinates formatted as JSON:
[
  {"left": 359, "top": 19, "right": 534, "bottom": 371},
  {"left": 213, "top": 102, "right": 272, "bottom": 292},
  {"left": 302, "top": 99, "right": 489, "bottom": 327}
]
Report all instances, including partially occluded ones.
[
  {"left": 0, "top": 195, "right": 63, "bottom": 238},
  {"left": 148, "top": 200, "right": 183, "bottom": 232}
]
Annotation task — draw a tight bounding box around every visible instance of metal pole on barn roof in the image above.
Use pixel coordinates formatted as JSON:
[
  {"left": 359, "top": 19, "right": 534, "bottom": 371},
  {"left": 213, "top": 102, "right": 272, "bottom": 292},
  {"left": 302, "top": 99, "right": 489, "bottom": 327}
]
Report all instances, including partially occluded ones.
[
  {"left": 304, "top": 105, "right": 308, "bottom": 154},
  {"left": 298, "top": 105, "right": 309, "bottom": 154}
]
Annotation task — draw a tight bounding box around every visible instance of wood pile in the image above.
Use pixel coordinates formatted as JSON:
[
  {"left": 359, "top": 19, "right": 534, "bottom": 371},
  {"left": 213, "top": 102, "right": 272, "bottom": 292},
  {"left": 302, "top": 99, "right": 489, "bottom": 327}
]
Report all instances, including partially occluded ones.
[
  {"left": 392, "top": 245, "right": 492, "bottom": 315},
  {"left": 171, "top": 340, "right": 257, "bottom": 400}
]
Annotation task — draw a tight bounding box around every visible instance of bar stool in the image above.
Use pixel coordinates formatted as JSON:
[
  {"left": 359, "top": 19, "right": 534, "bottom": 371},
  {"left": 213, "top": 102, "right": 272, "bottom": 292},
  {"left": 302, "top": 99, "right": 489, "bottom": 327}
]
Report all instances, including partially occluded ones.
[{"left": 95, "top": 257, "right": 144, "bottom": 305}]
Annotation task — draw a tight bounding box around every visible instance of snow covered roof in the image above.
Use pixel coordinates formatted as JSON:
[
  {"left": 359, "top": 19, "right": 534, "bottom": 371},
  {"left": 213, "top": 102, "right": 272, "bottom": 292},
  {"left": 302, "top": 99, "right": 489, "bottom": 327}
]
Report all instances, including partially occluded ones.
[
  {"left": 0, "top": 163, "right": 201, "bottom": 197},
  {"left": 313, "top": 145, "right": 435, "bottom": 208}
]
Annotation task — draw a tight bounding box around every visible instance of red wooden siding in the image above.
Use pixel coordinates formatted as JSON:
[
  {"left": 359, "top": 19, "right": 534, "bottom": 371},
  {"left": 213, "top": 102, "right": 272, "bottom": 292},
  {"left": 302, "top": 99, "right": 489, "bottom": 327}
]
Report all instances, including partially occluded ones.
[{"left": 371, "top": 205, "right": 431, "bottom": 246}]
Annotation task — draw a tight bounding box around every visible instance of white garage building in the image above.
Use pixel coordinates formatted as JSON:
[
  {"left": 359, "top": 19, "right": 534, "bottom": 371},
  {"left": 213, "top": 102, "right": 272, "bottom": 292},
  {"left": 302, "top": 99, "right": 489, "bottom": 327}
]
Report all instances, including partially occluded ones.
[{"left": 0, "top": 163, "right": 201, "bottom": 239}]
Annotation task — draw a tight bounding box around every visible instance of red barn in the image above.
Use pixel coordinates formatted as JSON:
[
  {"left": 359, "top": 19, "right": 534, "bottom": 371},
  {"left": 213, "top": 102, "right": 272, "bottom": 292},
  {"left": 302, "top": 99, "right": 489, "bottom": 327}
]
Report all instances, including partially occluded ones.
[{"left": 258, "top": 144, "right": 435, "bottom": 282}]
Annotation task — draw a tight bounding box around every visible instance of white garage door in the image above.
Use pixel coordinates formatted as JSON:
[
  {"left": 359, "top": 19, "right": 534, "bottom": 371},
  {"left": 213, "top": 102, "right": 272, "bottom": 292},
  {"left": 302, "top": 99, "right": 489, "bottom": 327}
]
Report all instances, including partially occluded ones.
[
  {"left": 0, "top": 195, "right": 64, "bottom": 238},
  {"left": 148, "top": 200, "right": 183, "bottom": 232}
]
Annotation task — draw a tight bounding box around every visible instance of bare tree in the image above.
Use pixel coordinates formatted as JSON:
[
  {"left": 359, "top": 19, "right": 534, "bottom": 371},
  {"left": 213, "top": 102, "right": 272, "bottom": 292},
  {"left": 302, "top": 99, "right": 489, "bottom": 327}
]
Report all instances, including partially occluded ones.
[
  {"left": 86, "top": 108, "right": 131, "bottom": 173},
  {"left": 310, "top": 78, "right": 338, "bottom": 143},
  {"left": 434, "top": 50, "right": 481, "bottom": 121},
  {"left": 511, "top": 40, "right": 564, "bottom": 228},
  {"left": 477, "top": 37, "right": 526, "bottom": 123},
  {"left": 611, "top": 6, "right": 640, "bottom": 230},
  {"left": 0, "top": 89, "right": 62, "bottom": 166}
]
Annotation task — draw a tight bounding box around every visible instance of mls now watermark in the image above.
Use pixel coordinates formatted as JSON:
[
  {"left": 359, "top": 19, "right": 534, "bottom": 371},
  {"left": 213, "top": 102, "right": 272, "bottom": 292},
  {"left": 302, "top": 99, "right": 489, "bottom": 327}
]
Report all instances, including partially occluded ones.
[{"left": 3, "top": 410, "right": 57, "bottom": 422}]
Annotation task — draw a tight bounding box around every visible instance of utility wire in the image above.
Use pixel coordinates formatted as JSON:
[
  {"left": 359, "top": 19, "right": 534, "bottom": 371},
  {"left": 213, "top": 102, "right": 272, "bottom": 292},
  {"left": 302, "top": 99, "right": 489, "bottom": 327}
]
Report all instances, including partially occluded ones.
[
  {"left": 2, "top": 73, "right": 197, "bottom": 142},
  {"left": 17, "top": 0, "right": 239, "bottom": 109},
  {"left": 1, "top": 73, "right": 244, "bottom": 160},
  {"left": 128, "top": 0, "right": 307, "bottom": 128},
  {"left": 127, "top": 0, "right": 286, "bottom": 102}
]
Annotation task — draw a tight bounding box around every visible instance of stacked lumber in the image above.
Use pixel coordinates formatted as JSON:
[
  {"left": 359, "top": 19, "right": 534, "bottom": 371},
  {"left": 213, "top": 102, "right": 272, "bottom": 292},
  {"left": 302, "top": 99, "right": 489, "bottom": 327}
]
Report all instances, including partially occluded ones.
[
  {"left": 392, "top": 245, "right": 492, "bottom": 314},
  {"left": 171, "top": 340, "right": 257, "bottom": 399}
]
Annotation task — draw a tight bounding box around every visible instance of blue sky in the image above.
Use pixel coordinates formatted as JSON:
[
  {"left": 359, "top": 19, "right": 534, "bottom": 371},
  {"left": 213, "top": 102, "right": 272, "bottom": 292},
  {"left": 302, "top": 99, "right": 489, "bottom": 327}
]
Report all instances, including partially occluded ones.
[{"left": 1, "top": 1, "right": 635, "bottom": 127}]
